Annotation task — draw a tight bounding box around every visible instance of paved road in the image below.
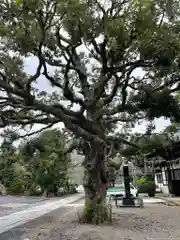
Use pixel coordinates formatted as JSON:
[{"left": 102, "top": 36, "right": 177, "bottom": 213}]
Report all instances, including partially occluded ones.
[
  {"left": 0, "top": 199, "right": 84, "bottom": 240},
  {"left": 0, "top": 195, "right": 50, "bottom": 217},
  {"left": 0, "top": 195, "right": 48, "bottom": 204},
  {"left": 0, "top": 194, "right": 84, "bottom": 237}
]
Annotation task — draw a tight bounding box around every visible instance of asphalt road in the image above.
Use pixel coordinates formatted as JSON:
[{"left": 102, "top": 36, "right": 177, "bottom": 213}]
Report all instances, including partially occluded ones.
[
  {"left": 0, "top": 194, "right": 84, "bottom": 239},
  {"left": 0, "top": 205, "right": 75, "bottom": 240},
  {"left": 0, "top": 195, "right": 48, "bottom": 204},
  {"left": 0, "top": 195, "right": 51, "bottom": 217}
]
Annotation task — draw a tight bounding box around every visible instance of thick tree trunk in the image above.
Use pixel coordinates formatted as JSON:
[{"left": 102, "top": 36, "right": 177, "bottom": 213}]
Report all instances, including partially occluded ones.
[{"left": 82, "top": 143, "right": 111, "bottom": 224}]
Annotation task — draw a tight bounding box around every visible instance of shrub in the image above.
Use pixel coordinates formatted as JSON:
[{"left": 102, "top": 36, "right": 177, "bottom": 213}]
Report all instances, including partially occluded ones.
[
  {"left": 145, "top": 174, "right": 154, "bottom": 181},
  {"left": 28, "top": 186, "right": 42, "bottom": 196},
  {"left": 135, "top": 177, "right": 147, "bottom": 186},
  {"left": 7, "top": 177, "right": 27, "bottom": 195},
  {"left": 138, "top": 181, "right": 156, "bottom": 197}
]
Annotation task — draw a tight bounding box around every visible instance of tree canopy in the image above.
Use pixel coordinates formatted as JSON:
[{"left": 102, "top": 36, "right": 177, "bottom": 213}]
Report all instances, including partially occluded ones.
[
  {"left": 0, "top": 0, "right": 180, "bottom": 148},
  {"left": 120, "top": 121, "right": 180, "bottom": 172}
]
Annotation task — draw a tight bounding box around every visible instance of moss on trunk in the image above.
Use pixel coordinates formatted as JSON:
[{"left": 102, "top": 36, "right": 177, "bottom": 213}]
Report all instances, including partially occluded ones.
[
  {"left": 81, "top": 193, "right": 112, "bottom": 224},
  {"left": 81, "top": 143, "right": 112, "bottom": 224}
]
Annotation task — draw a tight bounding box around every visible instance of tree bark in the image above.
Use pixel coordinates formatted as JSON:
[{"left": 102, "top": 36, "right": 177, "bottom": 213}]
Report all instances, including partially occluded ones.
[{"left": 82, "top": 143, "right": 110, "bottom": 224}]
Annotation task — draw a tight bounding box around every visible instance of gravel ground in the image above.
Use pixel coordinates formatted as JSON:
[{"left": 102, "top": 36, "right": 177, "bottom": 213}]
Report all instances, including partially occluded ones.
[
  {"left": 55, "top": 204, "right": 180, "bottom": 240},
  {"left": 1, "top": 202, "right": 180, "bottom": 240}
]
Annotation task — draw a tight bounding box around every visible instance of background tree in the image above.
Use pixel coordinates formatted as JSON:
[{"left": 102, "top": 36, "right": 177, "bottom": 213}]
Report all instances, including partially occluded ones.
[
  {"left": 19, "top": 129, "right": 71, "bottom": 196},
  {"left": 0, "top": 130, "right": 19, "bottom": 194},
  {"left": 4, "top": 162, "right": 28, "bottom": 195},
  {"left": 0, "top": 128, "right": 73, "bottom": 196},
  {"left": 120, "top": 124, "right": 178, "bottom": 175},
  {"left": 1, "top": 0, "right": 180, "bottom": 222},
  {"left": 164, "top": 122, "right": 180, "bottom": 140}
]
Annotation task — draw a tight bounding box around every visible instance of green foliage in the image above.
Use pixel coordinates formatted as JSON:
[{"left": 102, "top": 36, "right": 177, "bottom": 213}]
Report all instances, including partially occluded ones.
[
  {"left": 136, "top": 176, "right": 148, "bottom": 186},
  {"left": 19, "top": 129, "right": 71, "bottom": 194},
  {"left": 132, "top": 89, "right": 180, "bottom": 121},
  {"left": 164, "top": 122, "right": 180, "bottom": 141},
  {"left": 1, "top": 0, "right": 180, "bottom": 140},
  {"left": 165, "top": 123, "right": 179, "bottom": 133},
  {"left": 6, "top": 165, "right": 27, "bottom": 194},
  {"left": 138, "top": 181, "right": 156, "bottom": 197},
  {"left": 0, "top": 131, "right": 30, "bottom": 195},
  {"left": 136, "top": 175, "right": 153, "bottom": 184},
  {"left": 0, "top": 129, "right": 71, "bottom": 196},
  {"left": 136, "top": 175, "right": 156, "bottom": 197},
  {"left": 121, "top": 132, "right": 174, "bottom": 170},
  {"left": 16, "top": 0, "right": 23, "bottom": 6},
  {"left": 0, "top": 132, "right": 18, "bottom": 186}
]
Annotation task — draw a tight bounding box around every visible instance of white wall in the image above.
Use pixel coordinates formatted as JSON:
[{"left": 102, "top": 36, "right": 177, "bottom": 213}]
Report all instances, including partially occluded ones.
[
  {"left": 155, "top": 160, "right": 180, "bottom": 195},
  {"left": 161, "top": 185, "right": 169, "bottom": 195},
  {"left": 155, "top": 170, "right": 169, "bottom": 195}
]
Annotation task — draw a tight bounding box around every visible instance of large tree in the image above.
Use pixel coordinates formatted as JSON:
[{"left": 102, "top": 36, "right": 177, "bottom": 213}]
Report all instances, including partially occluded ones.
[{"left": 1, "top": 0, "right": 180, "bottom": 222}]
